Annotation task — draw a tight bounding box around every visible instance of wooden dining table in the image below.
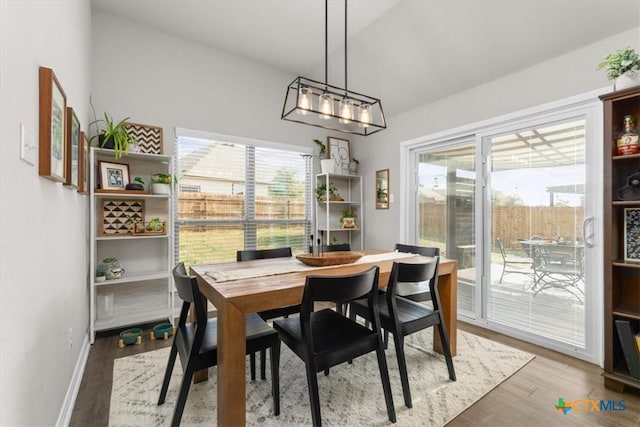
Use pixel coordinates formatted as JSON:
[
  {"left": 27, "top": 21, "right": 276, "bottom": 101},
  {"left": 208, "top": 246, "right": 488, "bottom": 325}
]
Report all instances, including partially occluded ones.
[{"left": 190, "top": 249, "right": 458, "bottom": 426}]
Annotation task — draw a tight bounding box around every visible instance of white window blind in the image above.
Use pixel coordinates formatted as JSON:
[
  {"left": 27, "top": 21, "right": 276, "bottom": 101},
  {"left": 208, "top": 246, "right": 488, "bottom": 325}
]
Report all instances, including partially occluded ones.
[{"left": 175, "top": 132, "right": 312, "bottom": 265}]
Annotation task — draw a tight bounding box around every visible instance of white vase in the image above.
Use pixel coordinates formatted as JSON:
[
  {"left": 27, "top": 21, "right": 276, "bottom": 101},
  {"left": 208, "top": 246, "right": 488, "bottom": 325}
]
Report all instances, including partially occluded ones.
[
  {"left": 151, "top": 183, "right": 171, "bottom": 195},
  {"left": 320, "top": 159, "right": 335, "bottom": 174},
  {"left": 615, "top": 72, "right": 640, "bottom": 91}
]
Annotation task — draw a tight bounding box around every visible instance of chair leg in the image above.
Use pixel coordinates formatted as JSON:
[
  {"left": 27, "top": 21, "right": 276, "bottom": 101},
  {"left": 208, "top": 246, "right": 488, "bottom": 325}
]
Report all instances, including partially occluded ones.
[
  {"left": 305, "top": 362, "right": 322, "bottom": 427},
  {"left": 158, "top": 343, "right": 178, "bottom": 405},
  {"left": 270, "top": 340, "right": 281, "bottom": 416},
  {"left": 436, "top": 319, "right": 456, "bottom": 381},
  {"left": 392, "top": 332, "right": 412, "bottom": 408},
  {"left": 250, "top": 352, "right": 256, "bottom": 381},
  {"left": 260, "top": 349, "right": 267, "bottom": 380},
  {"left": 375, "top": 345, "right": 397, "bottom": 423},
  {"left": 171, "top": 365, "right": 195, "bottom": 427}
]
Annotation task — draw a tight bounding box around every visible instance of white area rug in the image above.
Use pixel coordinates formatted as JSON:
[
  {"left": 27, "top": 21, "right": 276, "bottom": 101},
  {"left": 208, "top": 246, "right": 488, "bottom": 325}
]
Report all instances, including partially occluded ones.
[{"left": 109, "top": 330, "right": 533, "bottom": 426}]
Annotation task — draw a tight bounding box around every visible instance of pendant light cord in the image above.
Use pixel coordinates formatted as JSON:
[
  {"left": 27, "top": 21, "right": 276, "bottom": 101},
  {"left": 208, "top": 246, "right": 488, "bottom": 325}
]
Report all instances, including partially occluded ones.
[
  {"left": 324, "top": 0, "right": 328, "bottom": 86},
  {"left": 344, "top": 0, "right": 348, "bottom": 93}
]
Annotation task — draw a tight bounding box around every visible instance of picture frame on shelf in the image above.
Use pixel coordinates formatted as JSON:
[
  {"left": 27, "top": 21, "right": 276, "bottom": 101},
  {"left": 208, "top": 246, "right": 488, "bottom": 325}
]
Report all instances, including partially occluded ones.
[
  {"left": 327, "top": 137, "right": 350, "bottom": 175},
  {"left": 38, "top": 66, "right": 67, "bottom": 182},
  {"left": 624, "top": 207, "right": 640, "bottom": 262},
  {"left": 77, "top": 131, "right": 89, "bottom": 194},
  {"left": 98, "top": 161, "right": 130, "bottom": 190},
  {"left": 64, "top": 107, "right": 80, "bottom": 188}
]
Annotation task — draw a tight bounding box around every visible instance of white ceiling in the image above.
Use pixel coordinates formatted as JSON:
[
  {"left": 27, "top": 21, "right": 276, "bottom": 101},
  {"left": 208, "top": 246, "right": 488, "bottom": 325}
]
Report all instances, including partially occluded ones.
[{"left": 91, "top": 0, "right": 640, "bottom": 117}]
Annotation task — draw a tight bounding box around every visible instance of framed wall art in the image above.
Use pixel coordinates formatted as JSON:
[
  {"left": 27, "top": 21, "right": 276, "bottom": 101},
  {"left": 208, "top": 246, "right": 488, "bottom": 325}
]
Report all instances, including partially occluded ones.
[
  {"left": 101, "top": 199, "right": 144, "bottom": 235},
  {"left": 124, "top": 122, "right": 163, "bottom": 154},
  {"left": 77, "top": 131, "right": 89, "bottom": 194},
  {"left": 64, "top": 107, "right": 80, "bottom": 188},
  {"left": 38, "top": 66, "right": 67, "bottom": 182},
  {"left": 98, "top": 161, "right": 130, "bottom": 191},
  {"left": 624, "top": 207, "right": 640, "bottom": 262},
  {"left": 327, "top": 137, "right": 350, "bottom": 175}
]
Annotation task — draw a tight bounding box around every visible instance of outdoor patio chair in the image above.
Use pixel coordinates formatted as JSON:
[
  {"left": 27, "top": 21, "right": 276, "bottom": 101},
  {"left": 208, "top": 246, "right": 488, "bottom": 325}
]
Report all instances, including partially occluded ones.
[
  {"left": 497, "top": 237, "right": 533, "bottom": 284},
  {"left": 531, "top": 244, "right": 585, "bottom": 303}
]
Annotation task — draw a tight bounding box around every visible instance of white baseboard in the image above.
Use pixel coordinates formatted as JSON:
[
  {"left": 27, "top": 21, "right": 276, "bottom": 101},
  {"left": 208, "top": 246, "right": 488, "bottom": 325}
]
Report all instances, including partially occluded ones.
[{"left": 56, "top": 333, "right": 90, "bottom": 427}]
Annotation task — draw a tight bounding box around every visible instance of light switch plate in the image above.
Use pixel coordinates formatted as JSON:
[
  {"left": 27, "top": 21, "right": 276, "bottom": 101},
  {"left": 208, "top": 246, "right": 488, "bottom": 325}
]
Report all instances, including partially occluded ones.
[
  {"left": 389, "top": 193, "right": 394, "bottom": 203},
  {"left": 19, "top": 123, "right": 36, "bottom": 166}
]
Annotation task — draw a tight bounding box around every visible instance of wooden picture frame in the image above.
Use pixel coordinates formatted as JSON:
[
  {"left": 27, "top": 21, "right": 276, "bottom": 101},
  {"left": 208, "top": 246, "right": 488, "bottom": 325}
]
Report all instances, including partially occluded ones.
[
  {"left": 624, "top": 207, "right": 640, "bottom": 262},
  {"left": 327, "top": 137, "right": 351, "bottom": 175},
  {"left": 77, "top": 131, "right": 89, "bottom": 194},
  {"left": 124, "top": 122, "right": 163, "bottom": 154},
  {"left": 64, "top": 107, "right": 80, "bottom": 188},
  {"left": 38, "top": 67, "right": 67, "bottom": 182},
  {"left": 376, "top": 169, "right": 390, "bottom": 209},
  {"left": 98, "top": 161, "right": 130, "bottom": 191}
]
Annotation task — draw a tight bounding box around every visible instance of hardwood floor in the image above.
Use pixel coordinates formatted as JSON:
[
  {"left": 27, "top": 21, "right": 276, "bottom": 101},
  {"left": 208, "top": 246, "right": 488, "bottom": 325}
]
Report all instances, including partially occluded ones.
[{"left": 70, "top": 322, "right": 640, "bottom": 426}]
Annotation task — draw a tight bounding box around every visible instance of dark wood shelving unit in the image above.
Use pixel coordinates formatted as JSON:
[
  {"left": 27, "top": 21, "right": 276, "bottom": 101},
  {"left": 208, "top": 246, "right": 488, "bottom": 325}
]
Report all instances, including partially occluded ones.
[{"left": 600, "top": 87, "right": 640, "bottom": 393}]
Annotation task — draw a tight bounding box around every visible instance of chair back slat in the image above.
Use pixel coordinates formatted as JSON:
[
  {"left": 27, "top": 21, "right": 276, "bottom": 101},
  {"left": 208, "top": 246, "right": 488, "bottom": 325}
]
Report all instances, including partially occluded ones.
[
  {"left": 301, "top": 266, "right": 379, "bottom": 309},
  {"left": 386, "top": 258, "right": 440, "bottom": 306},
  {"left": 395, "top": 243, "right": 439, "bottom": 257},
  {"left": 237, "top": 247, "right": 292, "bottom": 261}
]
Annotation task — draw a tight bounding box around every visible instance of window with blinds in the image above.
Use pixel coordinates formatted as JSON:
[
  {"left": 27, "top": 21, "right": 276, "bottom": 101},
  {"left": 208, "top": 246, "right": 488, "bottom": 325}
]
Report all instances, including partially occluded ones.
[{"left": 175, "top": 132, "right": 312, "bottom": 265}]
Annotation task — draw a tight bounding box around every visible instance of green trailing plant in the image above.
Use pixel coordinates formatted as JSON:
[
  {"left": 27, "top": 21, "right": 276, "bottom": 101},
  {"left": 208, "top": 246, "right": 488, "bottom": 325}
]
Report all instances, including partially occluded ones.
[
  {"left": 89, "top": 113, "right": 134, "bottom": 159},
  {"left": 134, "top": 176, "right": 145, "bottom": 185},
  {"left": 96, "top": 270, "right": 107, "bottom": 277},
  {"left": 302, "top": 138, "right": 328, "bottom": 160},
  {"left": 351, "top": 158, "right": 359, "bottom": 165},
  {"left": 102, "top": 257, "right": 118, "bottom": 264},
  {"left": 597, "top": 47, "right": 640, "bottom": 80},
  {"left": 147, "top": 217, "right": 164, "bottom": 231}
]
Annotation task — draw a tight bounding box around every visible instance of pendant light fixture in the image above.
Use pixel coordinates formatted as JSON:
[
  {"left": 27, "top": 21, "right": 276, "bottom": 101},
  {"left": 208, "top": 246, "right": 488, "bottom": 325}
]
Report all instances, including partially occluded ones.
[{"left": 281, "top": 0, "right": 386, "bottom": 136}]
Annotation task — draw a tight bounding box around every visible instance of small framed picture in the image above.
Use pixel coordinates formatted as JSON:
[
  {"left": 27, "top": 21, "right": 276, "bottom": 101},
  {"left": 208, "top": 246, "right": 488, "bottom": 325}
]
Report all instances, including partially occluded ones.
[
  {"left": 624, "top": 208, "right": 640, "bottom": 262},
  {"left": 98, "top": 161, "right": 130, "bottom": 191},
  {"left": 64, "top": 107, "right": 80, "bottom": 189},
  {"left": 327, "top": 137, "right": 350, "bottom": 175},
  {"left": 38, "top": 66, "right": 67, "bottom": 182}
]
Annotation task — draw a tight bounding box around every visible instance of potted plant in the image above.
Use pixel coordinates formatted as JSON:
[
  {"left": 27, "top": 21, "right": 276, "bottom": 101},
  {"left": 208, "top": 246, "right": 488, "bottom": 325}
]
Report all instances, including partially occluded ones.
[
  {"left": 303, "top": 139, "right": 334, "bottom": 174},
  {"left": 100, "top": 257, "right": 124, "bottom": 280},
  {"left": 150, "top": 173, "right": 174, "bottom": 195},
  {"left": 597, "top": 47, "right": 640, "bottom": 90},
  {"left": 377, "top": 186, "right": 388, "bottom": 203},
  {"left": 95, "top": 269, "right": 107, "bottom": 282},
  {"left": 340, "top": 207, "right": 357, "bottom": 229},
  {"left": 126, "top": 176, "right": 145, "bottom": 192},
  {"left": 349, "top": 157, "right": 359, "bottom": 175},
  {"left": 315, "top": 182, "right": 339, "bottom": 202},
  {"left": 89, "top": 113, "right": 135, "bottom": 159}
]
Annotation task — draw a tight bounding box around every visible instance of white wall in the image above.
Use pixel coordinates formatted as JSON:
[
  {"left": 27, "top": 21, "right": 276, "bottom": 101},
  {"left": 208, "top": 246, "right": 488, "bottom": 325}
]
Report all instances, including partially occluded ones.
[
  {"left": 359, "top": 27, "right": 640, "bottom": 250},
  {"left": 91, "top": 11, "right": 322, "bottom": 157},
  {"left": 0, "top": 1, "right": 92, "bottom": 426}
]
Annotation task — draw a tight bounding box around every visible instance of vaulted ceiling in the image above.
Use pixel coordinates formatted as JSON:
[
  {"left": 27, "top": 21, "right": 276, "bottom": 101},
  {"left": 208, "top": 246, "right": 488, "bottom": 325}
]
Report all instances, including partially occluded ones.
[{"left": 91, "top": 0, "right": 640, "bottom": 117}]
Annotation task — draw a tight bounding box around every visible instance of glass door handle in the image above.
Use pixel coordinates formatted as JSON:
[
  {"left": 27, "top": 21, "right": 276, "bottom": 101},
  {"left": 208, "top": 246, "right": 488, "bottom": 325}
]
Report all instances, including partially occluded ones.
[{"left": 582, "top": 216, "right": 595, "bottom": 248}]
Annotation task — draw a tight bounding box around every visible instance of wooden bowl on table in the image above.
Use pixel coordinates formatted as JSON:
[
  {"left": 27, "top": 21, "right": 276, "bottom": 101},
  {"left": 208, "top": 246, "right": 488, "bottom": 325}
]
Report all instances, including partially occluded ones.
[{"left": 296, "top": 251, "right": 365, "bottom": 267}]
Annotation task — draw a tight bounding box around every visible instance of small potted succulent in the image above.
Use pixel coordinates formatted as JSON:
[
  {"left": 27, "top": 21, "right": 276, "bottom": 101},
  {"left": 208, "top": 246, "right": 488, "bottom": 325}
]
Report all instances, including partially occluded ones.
[
  {"left": 340, "top": 207, "right": 357, "bottom": 229},
  {"left": 315, "top": 182, "right": 340, "bottom": 202},
  {"left": 95, "top": 269, "right": 107, "bottom": 282},
  {"left": 597, "top": 47, "right": 640, "bottom": 90}
]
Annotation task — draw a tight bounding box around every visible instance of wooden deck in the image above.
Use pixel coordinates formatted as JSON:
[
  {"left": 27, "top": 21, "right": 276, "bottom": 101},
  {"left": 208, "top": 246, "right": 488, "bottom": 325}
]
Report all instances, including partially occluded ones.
[{"left": 457, "top": 263, "right": 585, "bottom": 346}]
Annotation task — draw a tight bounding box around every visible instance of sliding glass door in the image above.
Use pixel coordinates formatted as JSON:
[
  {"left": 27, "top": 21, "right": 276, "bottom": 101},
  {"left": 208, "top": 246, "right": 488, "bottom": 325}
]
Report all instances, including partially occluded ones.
[{"left": 408, "top": 96, "right": 601, "bottom": 361}]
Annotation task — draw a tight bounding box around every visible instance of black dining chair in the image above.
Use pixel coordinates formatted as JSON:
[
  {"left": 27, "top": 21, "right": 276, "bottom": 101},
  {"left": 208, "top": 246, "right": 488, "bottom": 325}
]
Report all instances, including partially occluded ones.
[
  {"left": 158, "top": 263, "right": 280, "bottom": 426},
  {"left": 350, "top": 257, "right": 456, "bottom": 409},
  {"left": 308, "top": 243, "right": 352, "bottom": 314},
  {"left": 237, "top": 247, "right": 299, "bottom": 380},
  {"left": 393, "top": 243, "right": 439, "bottom": 302},
  {"left": 273, "top": 266, "right": 396, "bottom": 426}
]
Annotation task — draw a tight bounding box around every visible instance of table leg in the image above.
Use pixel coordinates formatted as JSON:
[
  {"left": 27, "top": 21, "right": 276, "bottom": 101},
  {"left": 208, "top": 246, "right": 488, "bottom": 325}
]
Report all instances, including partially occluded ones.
[
  {"left": 217, "top": 301, "right": 247, "bottom": 426},
  {"left": 434, "top": 269, "right": 458, "bottom": 356}
]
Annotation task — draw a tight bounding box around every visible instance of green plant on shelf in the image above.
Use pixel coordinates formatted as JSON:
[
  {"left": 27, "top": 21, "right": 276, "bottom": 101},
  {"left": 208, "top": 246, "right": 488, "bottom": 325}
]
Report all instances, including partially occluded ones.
[{"left": 597, "top": 47, "right": 640, "bottom": 80}]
